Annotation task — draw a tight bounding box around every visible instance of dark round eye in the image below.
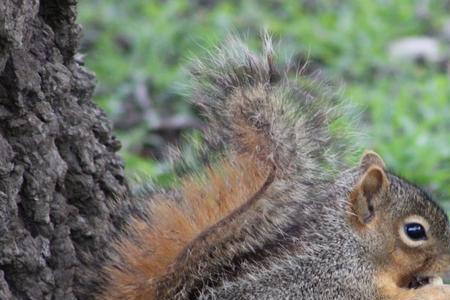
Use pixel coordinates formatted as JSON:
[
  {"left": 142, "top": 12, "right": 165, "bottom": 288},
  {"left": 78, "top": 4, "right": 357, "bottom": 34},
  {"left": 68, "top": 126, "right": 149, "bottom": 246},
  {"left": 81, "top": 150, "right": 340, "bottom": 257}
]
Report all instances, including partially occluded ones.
[{"left": 404, "top": 223, "right": 427, "bottom": 241}]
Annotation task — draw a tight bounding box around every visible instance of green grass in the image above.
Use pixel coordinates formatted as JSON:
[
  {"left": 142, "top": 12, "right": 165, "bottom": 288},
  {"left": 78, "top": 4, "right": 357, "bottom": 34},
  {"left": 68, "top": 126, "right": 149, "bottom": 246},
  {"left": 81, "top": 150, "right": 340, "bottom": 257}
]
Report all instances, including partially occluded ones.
[{"left": 78, "top": 0, "right": 450, "bottom": 200}]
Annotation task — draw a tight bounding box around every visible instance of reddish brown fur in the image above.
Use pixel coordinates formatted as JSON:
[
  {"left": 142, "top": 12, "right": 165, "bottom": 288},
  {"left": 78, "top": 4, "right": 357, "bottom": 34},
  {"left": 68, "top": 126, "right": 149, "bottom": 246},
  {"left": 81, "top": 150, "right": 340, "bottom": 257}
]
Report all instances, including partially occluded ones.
[
  {"left": 99, "top": 154, "right": 269, "bottom": 300},
  {"left": 229, "top": 88, "right": 274, "bottom": 161}
]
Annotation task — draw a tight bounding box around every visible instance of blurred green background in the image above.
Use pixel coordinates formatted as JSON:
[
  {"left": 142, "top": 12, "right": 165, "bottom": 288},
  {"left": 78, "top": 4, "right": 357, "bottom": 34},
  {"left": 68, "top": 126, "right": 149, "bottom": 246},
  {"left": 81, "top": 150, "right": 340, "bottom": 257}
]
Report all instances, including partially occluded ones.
[{"left": 77, "top": 0, "right": 450, "bottom": 203}]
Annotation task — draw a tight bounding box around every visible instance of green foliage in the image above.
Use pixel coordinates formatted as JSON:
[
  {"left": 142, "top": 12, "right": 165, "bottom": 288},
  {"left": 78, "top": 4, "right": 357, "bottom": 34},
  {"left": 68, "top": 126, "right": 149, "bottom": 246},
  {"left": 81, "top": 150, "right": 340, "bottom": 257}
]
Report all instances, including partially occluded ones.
[{"left": 78, "top": 0, "right": 450, "bottom": 199}]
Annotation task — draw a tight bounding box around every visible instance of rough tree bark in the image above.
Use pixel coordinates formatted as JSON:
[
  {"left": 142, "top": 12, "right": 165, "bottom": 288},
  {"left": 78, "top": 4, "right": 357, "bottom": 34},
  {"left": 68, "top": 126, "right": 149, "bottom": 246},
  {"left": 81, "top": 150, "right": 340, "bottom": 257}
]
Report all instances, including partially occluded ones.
[{"left": 0, "top": 1, "right": 130, "bottom": 299}]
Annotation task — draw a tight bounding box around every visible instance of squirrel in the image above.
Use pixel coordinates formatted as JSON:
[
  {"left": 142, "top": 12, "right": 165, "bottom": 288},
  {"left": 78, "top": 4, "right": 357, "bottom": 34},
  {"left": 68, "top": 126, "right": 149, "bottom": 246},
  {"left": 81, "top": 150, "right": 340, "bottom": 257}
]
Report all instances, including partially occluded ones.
[{"left": 96, "top": 36, "right": 450, "bottom": 300}]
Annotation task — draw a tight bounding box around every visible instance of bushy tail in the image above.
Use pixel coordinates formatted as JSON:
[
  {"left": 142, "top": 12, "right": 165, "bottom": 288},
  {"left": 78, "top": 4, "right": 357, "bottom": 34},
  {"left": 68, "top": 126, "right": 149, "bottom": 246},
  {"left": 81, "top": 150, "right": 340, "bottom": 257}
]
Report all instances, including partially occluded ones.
[
  {"left": 191, "top": 35, "right": 350, "bottom": 179},
  {"left": 98, "top": 35, "right": 354, "bottom": 300}
]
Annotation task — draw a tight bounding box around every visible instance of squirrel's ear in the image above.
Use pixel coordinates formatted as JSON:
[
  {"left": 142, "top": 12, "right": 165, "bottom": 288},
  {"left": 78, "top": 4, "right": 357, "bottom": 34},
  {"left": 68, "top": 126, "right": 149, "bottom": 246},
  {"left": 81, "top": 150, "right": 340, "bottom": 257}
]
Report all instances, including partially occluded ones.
[
  {"left": 359, "top": 150, "right": 385, "bottom": 171},
  {"left": 350, "top": 166, "right": 389, "bottom": 225}
]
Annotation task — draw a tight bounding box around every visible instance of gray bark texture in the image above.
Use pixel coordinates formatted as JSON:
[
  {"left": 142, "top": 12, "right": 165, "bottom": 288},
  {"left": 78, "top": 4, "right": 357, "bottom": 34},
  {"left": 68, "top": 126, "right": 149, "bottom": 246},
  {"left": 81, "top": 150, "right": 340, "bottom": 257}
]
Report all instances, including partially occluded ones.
[{"left": 0, "top": 0, "right": 130, "bottom": 299}]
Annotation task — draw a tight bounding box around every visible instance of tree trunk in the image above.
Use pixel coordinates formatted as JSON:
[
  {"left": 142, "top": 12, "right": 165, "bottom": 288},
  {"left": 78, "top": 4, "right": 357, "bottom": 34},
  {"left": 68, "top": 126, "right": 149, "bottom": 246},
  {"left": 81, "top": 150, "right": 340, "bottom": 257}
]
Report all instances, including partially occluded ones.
[{"left": 0, "top": 1, "right": 130, "bottom": 299}]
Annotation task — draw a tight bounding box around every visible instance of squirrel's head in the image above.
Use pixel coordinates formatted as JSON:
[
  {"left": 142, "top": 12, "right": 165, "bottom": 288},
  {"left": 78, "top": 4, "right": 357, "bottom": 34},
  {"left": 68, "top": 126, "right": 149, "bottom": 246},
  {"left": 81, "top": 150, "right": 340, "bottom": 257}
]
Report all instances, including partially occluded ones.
[{"left": 349, "top": 150, "right": 450, "bottom": 289}]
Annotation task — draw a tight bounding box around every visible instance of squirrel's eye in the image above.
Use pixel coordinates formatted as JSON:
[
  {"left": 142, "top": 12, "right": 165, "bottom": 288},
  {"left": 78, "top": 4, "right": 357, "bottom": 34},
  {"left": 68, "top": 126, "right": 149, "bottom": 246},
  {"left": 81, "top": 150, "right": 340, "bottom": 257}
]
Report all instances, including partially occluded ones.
[{"left": 404, "top": 223, "right": 427, "bottom": 241}]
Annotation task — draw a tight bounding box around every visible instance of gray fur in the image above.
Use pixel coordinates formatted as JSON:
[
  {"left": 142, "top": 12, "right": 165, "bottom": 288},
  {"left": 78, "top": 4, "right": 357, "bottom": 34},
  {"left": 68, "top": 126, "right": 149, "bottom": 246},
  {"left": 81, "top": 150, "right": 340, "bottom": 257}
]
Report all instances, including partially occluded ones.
[
  {"left": 101, "top": 36, "right": 450, "bottom": 300},
  {"left": 163, "top": 35, "right": 361, "bottom": 298},
  {"left": 186, "top": 35, "right": 450, "bottom": 298},
  {"left": 190, "top": 35, "right": 354, "bottom": 177}
]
